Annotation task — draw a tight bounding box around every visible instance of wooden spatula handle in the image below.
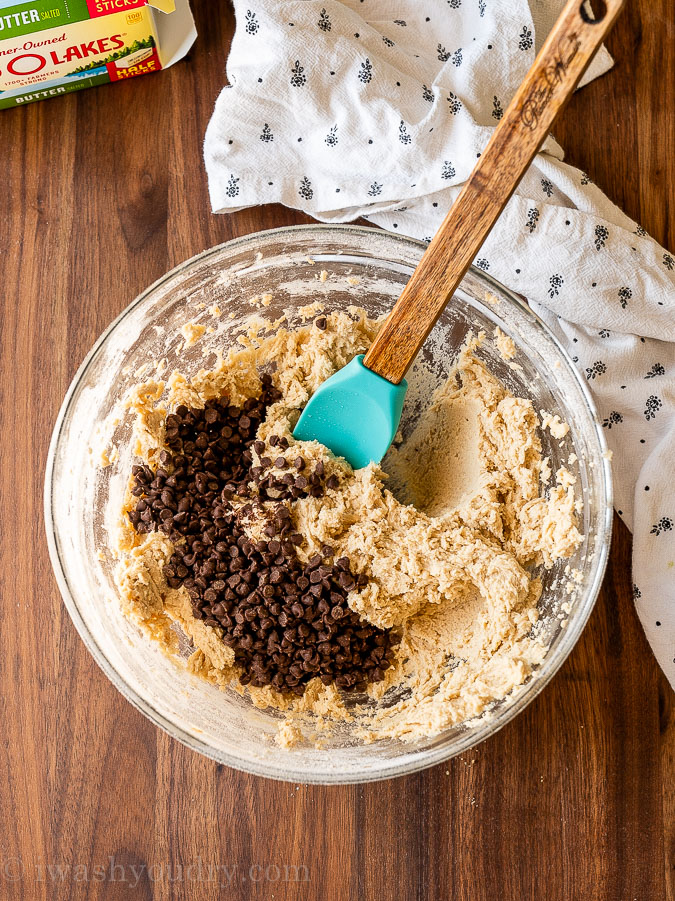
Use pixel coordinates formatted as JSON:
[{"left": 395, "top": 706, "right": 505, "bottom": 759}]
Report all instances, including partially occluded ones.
[{"left": 363, "top": 0, "right": 625, "bottom": 384}]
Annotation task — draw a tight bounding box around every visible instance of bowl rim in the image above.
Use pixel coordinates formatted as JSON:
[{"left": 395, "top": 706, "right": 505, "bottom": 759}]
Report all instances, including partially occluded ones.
[{"left": 44, "top": 223, "right": 613, "bottom": 783}]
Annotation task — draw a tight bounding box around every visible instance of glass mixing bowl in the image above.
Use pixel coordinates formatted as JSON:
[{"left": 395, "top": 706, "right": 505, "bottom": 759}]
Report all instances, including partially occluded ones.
[{"left": 45, "top": 225, "right": 612, "bottom": 783}]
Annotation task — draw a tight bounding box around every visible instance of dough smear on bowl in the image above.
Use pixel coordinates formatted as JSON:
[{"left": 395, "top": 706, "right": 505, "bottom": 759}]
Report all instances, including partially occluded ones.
[{"left": 110, "top": 307, "right": 582, "bottom": 746}]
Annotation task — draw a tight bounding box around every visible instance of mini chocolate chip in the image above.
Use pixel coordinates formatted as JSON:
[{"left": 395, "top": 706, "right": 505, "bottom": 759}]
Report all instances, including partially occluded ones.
[
  {"left": 127, "top": 388, "right": 397, "bottom": 696},
  {"left": 339, "top": 572, "right": 355, "bottom": 590},
  {"left": 315, "top": 317, "right": 327, "bottom": 330}
]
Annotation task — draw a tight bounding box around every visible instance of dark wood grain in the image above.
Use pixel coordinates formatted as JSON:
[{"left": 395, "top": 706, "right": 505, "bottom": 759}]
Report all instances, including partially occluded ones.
[
  {"left": 0, "top": 2, "right": 672, "bottom": 900},
  {"left": 365, "top": 0, "right": 625, "bottom": 384}
]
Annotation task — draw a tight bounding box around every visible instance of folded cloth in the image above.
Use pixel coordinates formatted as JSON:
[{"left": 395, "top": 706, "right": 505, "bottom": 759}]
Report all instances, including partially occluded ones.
[{"left": 204, "top": 0, "right": 675, "bottom": 687}]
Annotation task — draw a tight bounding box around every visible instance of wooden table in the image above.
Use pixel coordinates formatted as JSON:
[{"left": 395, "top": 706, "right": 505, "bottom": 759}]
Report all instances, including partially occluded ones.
[{"left": 2, "top": 2, "right": 673, "bottom": 899}]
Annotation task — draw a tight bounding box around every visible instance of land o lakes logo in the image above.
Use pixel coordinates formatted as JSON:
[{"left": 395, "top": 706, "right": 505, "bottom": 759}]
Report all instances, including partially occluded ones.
[{"left": 1, "top": 33, "right": 126, "bottom": 76}]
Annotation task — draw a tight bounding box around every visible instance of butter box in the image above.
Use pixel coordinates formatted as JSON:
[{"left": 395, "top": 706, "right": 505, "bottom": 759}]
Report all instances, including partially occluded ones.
[{"left": 0, "top": 0, "right": 195, "bottom": 108}]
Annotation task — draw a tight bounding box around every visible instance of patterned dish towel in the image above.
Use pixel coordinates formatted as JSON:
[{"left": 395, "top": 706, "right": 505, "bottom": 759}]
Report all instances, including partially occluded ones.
[{"left": 204, "top": 0, "right": 675, "bottom": 688}]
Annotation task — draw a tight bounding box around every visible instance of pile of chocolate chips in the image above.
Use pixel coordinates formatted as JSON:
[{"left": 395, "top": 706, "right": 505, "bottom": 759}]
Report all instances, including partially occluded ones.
[{"left": 127, "top": 375, "right": 397, "bottom": 696}]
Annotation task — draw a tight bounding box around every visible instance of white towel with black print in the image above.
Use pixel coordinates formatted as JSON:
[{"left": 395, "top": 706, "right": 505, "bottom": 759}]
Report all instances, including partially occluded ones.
[{"left": 204, "top": 0, "right": 675, "bottom": 687}]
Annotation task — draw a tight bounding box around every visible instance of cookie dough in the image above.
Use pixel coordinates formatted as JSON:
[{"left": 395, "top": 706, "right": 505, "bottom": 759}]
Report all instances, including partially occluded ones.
[{"left": 112, "top": 307, "right": 582, "bottom": 744}]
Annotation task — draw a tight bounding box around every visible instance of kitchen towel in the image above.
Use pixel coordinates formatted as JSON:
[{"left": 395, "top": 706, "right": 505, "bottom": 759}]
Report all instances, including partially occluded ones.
[{"left": 204, "top": 0, "right": 675, "bottom": 687}]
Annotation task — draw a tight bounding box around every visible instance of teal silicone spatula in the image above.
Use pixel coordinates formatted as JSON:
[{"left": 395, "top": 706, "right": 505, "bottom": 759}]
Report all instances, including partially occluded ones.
[{"left": 294, "top": 0, "right": 624, "bottom": 468}]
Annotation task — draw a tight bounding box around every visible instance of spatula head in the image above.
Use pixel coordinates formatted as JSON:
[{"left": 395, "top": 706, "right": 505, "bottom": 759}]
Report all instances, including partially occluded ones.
[{"left": 293, "top": 355, "right": 408, "bottom": 469}]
